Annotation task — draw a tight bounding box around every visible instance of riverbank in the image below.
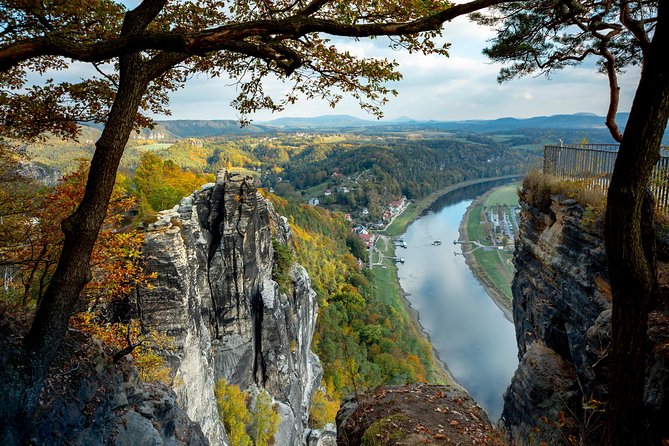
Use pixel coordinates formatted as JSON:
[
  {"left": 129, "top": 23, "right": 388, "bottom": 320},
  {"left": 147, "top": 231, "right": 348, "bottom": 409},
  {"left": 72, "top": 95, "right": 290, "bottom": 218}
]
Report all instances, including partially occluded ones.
[
  {"left": 371, "top": 236, "right": 457, "bottom": 387},
  {"left": 458, "top": 190, "right": 515, "bottom": 321},
  {"left": 370, "top": 176, "right": 520, "bottom": 389},
  {"left": 382, "top": 175, "right": 521, "bottom": 236}
]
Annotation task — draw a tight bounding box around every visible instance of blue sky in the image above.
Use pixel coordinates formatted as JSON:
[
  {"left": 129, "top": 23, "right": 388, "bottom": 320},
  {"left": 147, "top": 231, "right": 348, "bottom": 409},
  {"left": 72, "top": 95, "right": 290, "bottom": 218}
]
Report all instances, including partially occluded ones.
[{"left": 162, "top": 16, "right": 641, "bottom": 122}]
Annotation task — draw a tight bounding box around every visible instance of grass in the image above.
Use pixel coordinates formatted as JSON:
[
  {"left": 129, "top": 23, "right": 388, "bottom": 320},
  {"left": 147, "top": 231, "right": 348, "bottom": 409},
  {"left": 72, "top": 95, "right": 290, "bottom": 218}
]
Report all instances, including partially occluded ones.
[
  {"left": 484, "top": 184, "right": 520, "bottom": 207},
  {"left": 470, "top": 249, "right": 514, "bottom": 302},
  {"left": 521, "top": 170, "right": 607, "bottom": 214},
  {"left": 463, "top": 184, "right": 521, "bottom": 305},
  {"left": 372, "top": 242, "right": 404, "bottom": 311},
  {"left": 227, "top": 166, "right": 260, "bottom": 177},
  {"left": 303, "top": 181, "right": 332, "bottom": 199},
  {"left": 466, "top": 204, "right": 491, "bottom": 245}
]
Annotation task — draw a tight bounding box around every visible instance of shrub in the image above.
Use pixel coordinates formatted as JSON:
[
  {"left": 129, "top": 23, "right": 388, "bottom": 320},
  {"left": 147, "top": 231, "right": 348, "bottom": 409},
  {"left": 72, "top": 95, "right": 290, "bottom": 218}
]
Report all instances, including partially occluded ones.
[
  {"left": 214, "top": 381, "right": 281, "bottom": 446},
  {"left": 215, "top": 379, "right": 253, "bottom": 446},
  {"left": 272, "top": 239, "right": 293, "bottom": 294},
  {"left": 308, "top": 388, "right": 340, "bottom": 428},
  {"left": 249, "top": 391, "right": 280, "bottom": 446}
]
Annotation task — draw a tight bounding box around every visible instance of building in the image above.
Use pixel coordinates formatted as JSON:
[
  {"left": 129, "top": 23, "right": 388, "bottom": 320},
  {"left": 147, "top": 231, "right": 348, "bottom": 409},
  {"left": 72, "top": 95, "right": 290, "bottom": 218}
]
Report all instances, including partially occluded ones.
[{"left": 308, "top": 197, "right": 320, "bottom": 206}]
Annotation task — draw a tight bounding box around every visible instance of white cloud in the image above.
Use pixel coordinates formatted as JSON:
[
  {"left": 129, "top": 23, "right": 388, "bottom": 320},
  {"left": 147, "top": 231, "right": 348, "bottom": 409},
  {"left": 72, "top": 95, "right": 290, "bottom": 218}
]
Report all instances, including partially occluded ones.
[{"left": 26, "top": 13, "right": 641, "bottom": 123}]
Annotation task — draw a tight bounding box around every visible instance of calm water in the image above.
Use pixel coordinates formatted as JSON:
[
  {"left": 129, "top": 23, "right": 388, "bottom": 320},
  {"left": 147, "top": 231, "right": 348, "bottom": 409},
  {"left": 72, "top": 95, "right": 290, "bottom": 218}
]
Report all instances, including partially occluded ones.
[{"left": 396, "top": 180, "right": 519, "bottom": 422}]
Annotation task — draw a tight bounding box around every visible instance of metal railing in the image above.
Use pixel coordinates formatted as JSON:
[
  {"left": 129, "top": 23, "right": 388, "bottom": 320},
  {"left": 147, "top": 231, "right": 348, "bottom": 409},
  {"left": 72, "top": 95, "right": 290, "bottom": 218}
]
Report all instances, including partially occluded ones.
[{"left": 543, "top": 143, "right": 669, "bottom": 210}]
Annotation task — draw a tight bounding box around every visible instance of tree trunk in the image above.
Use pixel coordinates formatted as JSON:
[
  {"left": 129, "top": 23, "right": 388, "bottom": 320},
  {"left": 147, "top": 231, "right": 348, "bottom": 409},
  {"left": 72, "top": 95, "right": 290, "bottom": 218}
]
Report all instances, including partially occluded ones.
[
  {"left": 0, "top": 50, "right": 151, "bottom": 443},
  {"left": 603, "top": 2, "right": 669, "bottom": 444}
]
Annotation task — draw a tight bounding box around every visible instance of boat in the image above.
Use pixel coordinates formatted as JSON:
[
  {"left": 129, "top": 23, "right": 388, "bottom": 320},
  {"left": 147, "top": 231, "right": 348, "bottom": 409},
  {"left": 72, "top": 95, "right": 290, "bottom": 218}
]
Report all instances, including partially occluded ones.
[{"left": 432, "top": 240, "right": 442, "bottom": 246}]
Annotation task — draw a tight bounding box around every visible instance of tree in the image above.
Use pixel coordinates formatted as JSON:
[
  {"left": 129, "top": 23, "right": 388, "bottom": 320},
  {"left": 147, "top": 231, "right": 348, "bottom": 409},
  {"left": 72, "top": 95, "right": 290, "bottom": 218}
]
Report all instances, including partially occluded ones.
[
  {"left": 215, "top": 379, "right": 253, "bottom": 446},
  {"left": 478, "top": 1, "right": 667, "bottom": 443},
  {"left": 1, "top": 1, "right": 519, "bottom": 442},
  {"left": 249, "top": 391, "right": 280, "bottom": 446},
  {"left": 474, "top": 0, "right": 657, "bottom": 143}
]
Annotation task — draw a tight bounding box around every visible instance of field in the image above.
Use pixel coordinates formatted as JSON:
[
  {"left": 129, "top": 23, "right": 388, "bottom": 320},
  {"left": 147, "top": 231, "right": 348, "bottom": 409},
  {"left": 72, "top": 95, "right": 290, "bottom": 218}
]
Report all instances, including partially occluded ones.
[
  {"left": 484, "top": 184, "right": 520, "bottom": 207},
  {"left": 463, "top": 183, "right": 521, "bottom": 306}
]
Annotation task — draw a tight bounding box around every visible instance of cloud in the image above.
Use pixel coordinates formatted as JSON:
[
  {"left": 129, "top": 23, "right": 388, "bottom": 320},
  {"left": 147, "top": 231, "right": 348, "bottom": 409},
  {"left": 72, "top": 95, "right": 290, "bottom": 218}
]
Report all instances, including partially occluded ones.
[{"left": 23, "top": 14, "right": 641, "bottom": 123}]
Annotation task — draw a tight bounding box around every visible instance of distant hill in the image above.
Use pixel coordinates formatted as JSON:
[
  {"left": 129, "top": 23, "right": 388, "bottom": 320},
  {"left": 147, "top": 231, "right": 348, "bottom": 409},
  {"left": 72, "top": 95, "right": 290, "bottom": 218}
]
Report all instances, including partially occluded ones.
[
  {"left": 85, "top": 119, "right": 273, "bottom": 140},
  {"left": 262, "top": 114, "right": 379, "bottom": 128},
  {"left": 421, "top": 113, "right": 631, "bottom": 133},
  {"left": 261, "top": 112, "right": 631, "bottom": 132},
  {"left": 79, "top": 113, "right": 666, "bottom": 144},
  {"left": 154, "top": 120, "right": 272, "bottom": 138}
]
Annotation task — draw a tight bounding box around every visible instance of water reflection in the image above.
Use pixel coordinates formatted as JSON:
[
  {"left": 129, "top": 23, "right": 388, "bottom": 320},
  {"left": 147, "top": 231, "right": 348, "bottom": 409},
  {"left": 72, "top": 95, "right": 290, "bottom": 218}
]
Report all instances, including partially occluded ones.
[{"left": 397, "top": 180, "right": 519, "bottom": 422}]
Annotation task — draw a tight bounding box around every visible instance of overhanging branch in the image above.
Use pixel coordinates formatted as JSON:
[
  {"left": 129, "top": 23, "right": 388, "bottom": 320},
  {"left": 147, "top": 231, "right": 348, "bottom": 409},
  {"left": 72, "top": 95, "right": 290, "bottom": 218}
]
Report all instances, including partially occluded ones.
[{"left": 0, "top": 0, "right": 513, "bottom": 72}]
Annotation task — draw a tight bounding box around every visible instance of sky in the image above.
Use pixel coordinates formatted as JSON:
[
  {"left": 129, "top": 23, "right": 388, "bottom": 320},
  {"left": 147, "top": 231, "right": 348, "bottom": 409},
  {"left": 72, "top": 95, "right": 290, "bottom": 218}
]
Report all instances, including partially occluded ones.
[
  {"left": 161, "top": 15, "right": 641, "bottom": 123},
  {"left": 36, "top": 6, "right": 642, "bottom": 124}
]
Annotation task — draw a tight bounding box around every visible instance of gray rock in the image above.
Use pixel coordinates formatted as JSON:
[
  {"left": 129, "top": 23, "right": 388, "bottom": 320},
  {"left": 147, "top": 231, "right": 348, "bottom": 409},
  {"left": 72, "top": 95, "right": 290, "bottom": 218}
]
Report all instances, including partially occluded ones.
[
  {"left": 115, "top": 411, "right": 163, "bottom": 446},
  {"left": 503, "top": 192, "right": 668, "bottom": 444},
  {"left": 31, "top": 335, "right": 208, "bottom": 446},
  {"left": 139, "top": 170, "right": 322, "bottom": 445},
  {"left": 304, "top": 424, "right": 337, "bottom": 446}
]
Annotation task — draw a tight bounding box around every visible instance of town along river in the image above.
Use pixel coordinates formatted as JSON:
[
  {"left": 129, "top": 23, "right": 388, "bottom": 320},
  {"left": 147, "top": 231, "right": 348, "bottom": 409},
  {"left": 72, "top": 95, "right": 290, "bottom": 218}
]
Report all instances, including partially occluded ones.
[{"left": 396, "top": 179, "right": 519, "bottom": 422}]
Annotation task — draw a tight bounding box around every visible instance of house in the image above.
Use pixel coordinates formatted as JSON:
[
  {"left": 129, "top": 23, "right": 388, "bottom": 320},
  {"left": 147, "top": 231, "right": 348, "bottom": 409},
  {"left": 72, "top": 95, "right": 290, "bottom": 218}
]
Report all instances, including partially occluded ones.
[
  {"left": 308, "top": 197, "right": 320, "bottom": 206},
  {"left": 324, "top": 189, "right": 332, "bottom": 196},
  {"left": 354, "top": 226, "right": 369, "bottom": 235},
  {"left": 344, "top": 213, "right": 352, "bottom": 221},
  {"left": 362, "top": 208, "right": 369, "bottom": 216},
  {"left": 337, "top": 186, "right": 350, "bottom": 194},
  {"left": 358, "top": 232, "right": 372, "bottom": 247}
]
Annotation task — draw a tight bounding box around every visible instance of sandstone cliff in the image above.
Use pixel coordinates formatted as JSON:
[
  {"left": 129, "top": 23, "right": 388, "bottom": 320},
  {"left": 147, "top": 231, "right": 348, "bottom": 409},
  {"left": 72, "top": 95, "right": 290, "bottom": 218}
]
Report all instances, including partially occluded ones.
[
  {"left": 27, "top": 330, "right": 208, "bottom": 446},
  {"left": 138, "top": 170, "right": 322, "bottom": 446},
  {"left": 502, "top": 192, "right": 669, "bottom": 444}
]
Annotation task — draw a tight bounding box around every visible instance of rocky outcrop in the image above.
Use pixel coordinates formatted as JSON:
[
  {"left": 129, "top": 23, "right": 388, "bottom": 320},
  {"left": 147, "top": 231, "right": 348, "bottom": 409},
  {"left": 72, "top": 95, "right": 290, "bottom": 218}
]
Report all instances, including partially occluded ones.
[
  {"left": 335, "top": 384, "right": 503, "bottom": 446},
  {"left": 138, "top": 170, "right": 321, "bottom": 446},
  {"left": 502, "top": 193, "right": 669, "bottom": 444},
  {"left": 31, "top": 331, "right": 207, "bottom": 446}
]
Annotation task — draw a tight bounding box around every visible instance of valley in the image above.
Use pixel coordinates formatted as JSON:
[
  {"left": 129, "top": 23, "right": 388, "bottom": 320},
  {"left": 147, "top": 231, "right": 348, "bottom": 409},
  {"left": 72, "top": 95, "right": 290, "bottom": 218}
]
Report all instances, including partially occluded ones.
[{"left": 3, "top": 114, "right": 668, "bottom": 445}]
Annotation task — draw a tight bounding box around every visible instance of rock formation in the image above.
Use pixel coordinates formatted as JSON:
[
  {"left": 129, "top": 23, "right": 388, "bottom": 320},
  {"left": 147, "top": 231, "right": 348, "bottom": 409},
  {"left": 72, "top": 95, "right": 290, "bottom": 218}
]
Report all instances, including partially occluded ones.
[
  {"left": 137, "top": 170, "right": 322, "bottom": 446},
  {"left": 335, "top": 383, "right": 503, "bottom": 446},
  {"left": 502, "top": 193, "right": 669, "bottom": 444},
  {"left": 30, "top": 331, "right": 208, "bottom": 446}
]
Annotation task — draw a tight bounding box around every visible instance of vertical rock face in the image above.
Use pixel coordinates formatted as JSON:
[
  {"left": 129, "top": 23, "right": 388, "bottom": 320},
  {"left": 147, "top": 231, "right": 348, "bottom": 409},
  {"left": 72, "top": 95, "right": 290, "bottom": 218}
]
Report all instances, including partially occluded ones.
[
  {"left": 138, "top": 171, "right": 322, "bottom": 446},
  {"left": 502, "top": 194, "right": 669, "bottom": 444}
]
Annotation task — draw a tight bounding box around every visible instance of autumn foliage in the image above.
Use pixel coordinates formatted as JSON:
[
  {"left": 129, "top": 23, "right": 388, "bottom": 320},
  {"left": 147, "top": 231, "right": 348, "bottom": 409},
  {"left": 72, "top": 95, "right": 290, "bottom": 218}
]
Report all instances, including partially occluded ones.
[{"left": 0, "top": 159, "right": 170, "bottom": 381}]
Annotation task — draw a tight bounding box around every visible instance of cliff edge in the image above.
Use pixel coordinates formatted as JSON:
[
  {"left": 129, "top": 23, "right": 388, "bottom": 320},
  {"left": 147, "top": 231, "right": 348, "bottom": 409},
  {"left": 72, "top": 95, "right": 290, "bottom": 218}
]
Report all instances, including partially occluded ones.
[{"left": 502, "top": 189, "right": 669, "bottom": 444}]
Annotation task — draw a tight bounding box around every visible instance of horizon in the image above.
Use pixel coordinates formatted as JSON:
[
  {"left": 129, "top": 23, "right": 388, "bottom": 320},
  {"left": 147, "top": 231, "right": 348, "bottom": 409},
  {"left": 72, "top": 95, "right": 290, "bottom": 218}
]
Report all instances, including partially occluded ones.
[{"left": 147, "top": 110, "right": 621, "bottom": 124}]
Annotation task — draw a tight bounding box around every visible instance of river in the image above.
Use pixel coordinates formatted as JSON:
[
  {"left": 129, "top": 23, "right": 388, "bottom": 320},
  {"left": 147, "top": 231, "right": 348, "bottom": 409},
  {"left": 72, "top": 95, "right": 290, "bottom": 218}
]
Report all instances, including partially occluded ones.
[{"left": 396, "top": 179, "right": 519, "bottom": 422}]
